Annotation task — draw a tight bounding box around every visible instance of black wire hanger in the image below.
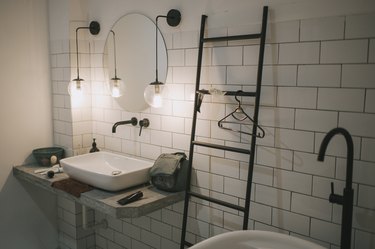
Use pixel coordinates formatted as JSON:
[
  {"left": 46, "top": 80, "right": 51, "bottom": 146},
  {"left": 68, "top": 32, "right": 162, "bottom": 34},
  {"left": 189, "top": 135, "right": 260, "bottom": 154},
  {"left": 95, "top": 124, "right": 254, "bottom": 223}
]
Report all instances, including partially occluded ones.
[{"left": 218, "top": 91, "right": 265, "bottom": 138}]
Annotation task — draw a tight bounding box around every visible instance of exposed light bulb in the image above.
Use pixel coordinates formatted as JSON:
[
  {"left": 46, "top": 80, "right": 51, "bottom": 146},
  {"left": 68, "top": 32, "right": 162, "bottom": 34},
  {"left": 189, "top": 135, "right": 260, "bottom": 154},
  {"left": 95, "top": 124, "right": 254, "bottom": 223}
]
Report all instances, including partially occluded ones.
[
  {"left": 144, "top": 83, "right": 167, "bottom": 108},
  {"left": 109, "top": 78, "right": 125, "bottom": 98},
  {"left": 68, "top": 78, "right": 85, "bottom": 97},
  {"left": 112, "top": 86, "right": 121, "bottom": 98},
  {"left": 152, "top": 92, "right": 163, "bottom": 108}
]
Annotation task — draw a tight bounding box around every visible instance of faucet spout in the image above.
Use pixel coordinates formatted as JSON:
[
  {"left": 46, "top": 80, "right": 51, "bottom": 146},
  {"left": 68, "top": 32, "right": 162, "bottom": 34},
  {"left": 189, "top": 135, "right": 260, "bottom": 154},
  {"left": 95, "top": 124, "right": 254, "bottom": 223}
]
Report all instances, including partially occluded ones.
[
  {"left": 112, "top": 117, "right": 138, "bottom": 133},
  {"left": 317, "top": 127, "right": 354, "bottom": 249},
  {"left": 318, "top": 127, "right": 354, "bottom": 188}
]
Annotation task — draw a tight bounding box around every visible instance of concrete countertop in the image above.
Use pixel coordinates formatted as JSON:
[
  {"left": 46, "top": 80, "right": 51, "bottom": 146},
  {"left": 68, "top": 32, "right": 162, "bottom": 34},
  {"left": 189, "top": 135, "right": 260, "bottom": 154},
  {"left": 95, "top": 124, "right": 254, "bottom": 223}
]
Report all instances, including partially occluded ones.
[{"left": 13, "top": 164, "right": 184, "bottom": 218}]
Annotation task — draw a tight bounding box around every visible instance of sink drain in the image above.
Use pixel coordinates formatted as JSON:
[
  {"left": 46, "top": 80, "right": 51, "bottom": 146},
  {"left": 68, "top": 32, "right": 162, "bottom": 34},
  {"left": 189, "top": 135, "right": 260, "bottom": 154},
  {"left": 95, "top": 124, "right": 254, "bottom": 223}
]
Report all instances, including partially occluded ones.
[{"left": 111, "top": 170, "right": 122, "bottom": 175}]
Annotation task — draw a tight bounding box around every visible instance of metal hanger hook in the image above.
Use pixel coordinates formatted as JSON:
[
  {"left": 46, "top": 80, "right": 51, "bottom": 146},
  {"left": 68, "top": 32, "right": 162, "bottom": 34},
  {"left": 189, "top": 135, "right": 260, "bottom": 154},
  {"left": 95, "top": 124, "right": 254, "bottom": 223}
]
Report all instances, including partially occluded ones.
[{"left": 235, "top": 90, "right": 243, "bottom": 106}]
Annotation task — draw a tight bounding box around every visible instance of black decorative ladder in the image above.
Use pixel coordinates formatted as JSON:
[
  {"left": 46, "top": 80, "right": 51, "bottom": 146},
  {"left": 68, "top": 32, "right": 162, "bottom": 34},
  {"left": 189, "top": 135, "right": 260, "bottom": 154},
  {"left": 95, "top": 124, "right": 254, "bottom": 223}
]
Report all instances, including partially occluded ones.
[{"left": 180, "top": 6, "right": 269, "bottom": 248}]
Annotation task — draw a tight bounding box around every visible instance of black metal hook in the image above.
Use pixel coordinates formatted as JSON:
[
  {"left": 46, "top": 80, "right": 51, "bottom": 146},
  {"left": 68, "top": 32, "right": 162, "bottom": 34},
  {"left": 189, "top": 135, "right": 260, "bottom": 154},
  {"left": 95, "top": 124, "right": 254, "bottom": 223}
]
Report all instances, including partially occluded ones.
[
  {"left": 233, "top": 90, "right": 247, "bottom": 121},
  {"left": 234, "top": 90, "right": 242, "bottom": 107}
]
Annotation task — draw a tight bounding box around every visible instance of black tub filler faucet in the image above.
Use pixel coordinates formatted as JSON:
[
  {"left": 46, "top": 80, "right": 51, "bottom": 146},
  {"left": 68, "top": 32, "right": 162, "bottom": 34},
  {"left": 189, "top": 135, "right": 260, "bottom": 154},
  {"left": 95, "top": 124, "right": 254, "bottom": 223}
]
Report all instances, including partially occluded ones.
[{"left": 318, "top": 127, "right": 354, "bottom": 249}]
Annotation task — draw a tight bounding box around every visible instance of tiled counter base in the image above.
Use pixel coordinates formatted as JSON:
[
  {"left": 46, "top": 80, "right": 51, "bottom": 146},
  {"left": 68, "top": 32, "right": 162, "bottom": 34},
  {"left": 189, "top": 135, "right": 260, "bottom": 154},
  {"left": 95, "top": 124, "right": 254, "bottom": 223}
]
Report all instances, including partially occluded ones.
[{"left": 13, "top": 164, "right": 185, "bottom": 249}]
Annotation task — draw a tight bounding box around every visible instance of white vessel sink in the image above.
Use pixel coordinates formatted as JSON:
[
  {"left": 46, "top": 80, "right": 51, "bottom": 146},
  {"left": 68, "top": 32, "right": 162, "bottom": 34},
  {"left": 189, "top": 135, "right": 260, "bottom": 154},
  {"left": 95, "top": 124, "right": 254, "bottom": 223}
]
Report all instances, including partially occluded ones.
[
  {"left": 190, "top": 230, "right": 326, "bottom": 249},
  {"left": 60, "top": 151, "right": 153, "bottom": 191}
]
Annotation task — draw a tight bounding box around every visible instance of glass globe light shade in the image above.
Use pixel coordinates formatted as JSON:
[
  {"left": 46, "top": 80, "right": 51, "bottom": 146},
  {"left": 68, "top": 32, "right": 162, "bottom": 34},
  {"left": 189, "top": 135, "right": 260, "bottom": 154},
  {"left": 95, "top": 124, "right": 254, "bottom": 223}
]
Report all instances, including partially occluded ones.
[
  {"left": 108, "top": 77, "right": 125, "bottom": 98},
  {"left": 144, "top": 83, "right": 168, "bottom": 108},
  {"left": 68, "top": 78, "right": 85, "bottom": 97}
]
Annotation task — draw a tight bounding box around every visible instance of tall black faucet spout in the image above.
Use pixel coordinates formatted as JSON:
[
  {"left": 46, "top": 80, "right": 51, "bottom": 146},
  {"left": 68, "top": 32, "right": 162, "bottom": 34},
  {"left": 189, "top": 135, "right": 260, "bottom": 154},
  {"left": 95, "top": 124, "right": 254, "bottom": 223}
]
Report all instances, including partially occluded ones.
[
  {"left": 112, "top": 117, "right": 138, "bottom": 133},
  {"left": 317, "top": 127, "right": 354, "bottom": 249},
  {"left": 318, "top": 127, "right": 354, "bottom": 188}
]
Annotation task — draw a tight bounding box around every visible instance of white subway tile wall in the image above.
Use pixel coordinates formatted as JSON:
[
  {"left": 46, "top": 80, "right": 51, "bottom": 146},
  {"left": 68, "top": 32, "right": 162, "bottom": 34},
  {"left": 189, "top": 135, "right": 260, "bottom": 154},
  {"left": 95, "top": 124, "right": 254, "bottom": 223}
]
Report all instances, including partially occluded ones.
[
  {"left": 279, "top": 42, "right": 320, "bottom": 64},
  {"left": 345, "top": 13, "right": 375, "bottom": 39},
  {"left": 342, "top": 64, "right": 375, "bottom": 88},
  {"left": 266, "top": 21, "right": 300, "bottom": 43},
  {"left": 51, "top": 13, "right": 375, "bottom": 249},
  {"left": 320, "top": 40, "right": 368, "bottom": 64},
  {"left": 370, "top": 39, "right": 375, "bottom": 63},
  {"left": 297, "top": 65, "right": 341, "bottom": 87},
  {"left": 300, "top": 16, "right": 345, "bottom": 41},
  {"left": 57, "top": 196, "right": 95, "bottom": 249}
]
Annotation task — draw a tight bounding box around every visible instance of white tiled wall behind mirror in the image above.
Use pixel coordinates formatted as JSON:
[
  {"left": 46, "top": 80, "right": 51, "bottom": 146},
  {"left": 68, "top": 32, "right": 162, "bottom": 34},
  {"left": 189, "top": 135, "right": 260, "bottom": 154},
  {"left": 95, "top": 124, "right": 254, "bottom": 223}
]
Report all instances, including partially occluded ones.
[{"left": 51, "top": 11, "right": 375, "bottom": 249}]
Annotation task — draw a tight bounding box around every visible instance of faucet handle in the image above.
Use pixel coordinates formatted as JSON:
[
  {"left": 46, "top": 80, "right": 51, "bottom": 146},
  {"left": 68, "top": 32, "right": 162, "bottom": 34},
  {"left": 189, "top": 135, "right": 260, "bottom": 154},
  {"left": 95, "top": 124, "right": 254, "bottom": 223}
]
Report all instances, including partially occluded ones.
[
  {"left": 139, "top": 118, "right": 150, "bottom": 136},
  {"left": 329, "top": 182, "right": 344, "bottom": 205},
  {"left": 130, "top": 117, "right": 138, "bottom": 126}
]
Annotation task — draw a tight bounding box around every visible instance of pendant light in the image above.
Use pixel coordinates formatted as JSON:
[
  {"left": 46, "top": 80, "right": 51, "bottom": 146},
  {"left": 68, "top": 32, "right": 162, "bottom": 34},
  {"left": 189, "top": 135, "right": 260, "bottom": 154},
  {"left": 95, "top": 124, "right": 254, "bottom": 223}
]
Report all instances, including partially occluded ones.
[
  {"left": 144, "top": 9, "right": 181, "bottom": 108},
  {"left": 68, "top": 21, "right": 100, "bottom": 97},
  {"left": 107, "top": 30, "right": 125, "bottom": 97}
]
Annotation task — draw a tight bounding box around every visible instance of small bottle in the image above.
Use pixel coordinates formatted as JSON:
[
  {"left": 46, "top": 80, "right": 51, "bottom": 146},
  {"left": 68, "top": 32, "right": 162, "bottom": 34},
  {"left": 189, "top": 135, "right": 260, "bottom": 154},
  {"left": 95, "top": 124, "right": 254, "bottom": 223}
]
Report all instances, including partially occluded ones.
[{"left": 89, "top": 138, "right": 100, "bottom": 153}]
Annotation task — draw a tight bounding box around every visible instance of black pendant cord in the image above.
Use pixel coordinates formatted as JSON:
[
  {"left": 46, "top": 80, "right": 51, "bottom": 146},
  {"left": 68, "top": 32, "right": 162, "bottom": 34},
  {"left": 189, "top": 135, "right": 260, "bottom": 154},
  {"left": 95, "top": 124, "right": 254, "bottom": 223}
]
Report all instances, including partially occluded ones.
[
  {"left": 155, "top": 15, "right": 167, "bottom": 83},
  {"left": 110, "top": 30, "right": 119, "bottom": 79},
  {"left": 75, "top": 27, "right": 89, "bottom": 80},
  {"left": 153, "top": 11, "right": 181, "bottom": 85},
  {"left": 74, "top": 22, "right": 100, "bottom": 80},
  {"left": 75, "top": 26, "right": 93, "bottom": 80}
]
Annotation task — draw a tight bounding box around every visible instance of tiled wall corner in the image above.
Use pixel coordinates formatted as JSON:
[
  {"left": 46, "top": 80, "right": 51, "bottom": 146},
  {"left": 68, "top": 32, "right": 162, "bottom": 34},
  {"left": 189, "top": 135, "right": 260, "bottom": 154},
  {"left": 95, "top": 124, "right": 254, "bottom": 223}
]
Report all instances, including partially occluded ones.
[
  {"left": 51, "top": 30, "right": 96, "bottom": 157},
  {"left": 51, "top": 39, "right": 74, "bottom": 156}
]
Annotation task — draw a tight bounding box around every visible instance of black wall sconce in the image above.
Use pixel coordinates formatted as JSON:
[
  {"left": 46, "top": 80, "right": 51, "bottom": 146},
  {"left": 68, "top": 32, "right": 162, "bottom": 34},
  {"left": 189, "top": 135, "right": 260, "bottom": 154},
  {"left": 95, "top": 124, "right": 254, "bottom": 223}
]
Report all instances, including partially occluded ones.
[
  {"left": 68, "top": 21, "right": 100, "bottom": 97},
  {"left": 144, "top": 9, "right": 181, "bottom": 108},
  {"left": 108, "top": 30, "right": 125, "bottom": 98}
]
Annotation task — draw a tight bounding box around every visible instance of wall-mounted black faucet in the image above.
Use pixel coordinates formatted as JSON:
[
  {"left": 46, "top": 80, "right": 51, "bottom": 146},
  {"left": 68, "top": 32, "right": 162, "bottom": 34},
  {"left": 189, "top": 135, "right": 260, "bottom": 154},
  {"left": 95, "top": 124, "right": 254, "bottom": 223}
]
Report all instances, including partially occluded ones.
[
  {"left": 318, "top": 127, "right": 354, "bottom": 249},
  {"left": 112, "top": 117, "right": 138, "bottom": 133}
]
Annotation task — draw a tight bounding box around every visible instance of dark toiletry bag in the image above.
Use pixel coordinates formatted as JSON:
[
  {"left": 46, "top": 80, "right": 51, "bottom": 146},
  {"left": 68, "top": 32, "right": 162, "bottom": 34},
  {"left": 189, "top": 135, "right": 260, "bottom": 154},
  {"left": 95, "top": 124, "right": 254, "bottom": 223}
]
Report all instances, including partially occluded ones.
[{"left": 149, "top": 152, "right": 188, "bottom": 192}]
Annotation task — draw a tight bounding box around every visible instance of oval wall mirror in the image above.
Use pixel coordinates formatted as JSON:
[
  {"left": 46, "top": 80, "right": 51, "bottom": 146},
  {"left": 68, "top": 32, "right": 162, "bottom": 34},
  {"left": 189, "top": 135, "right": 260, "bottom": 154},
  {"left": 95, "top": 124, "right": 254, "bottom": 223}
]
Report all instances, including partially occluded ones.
[{"left": 103, "top": 13, "right": 168, "bottom": 112}]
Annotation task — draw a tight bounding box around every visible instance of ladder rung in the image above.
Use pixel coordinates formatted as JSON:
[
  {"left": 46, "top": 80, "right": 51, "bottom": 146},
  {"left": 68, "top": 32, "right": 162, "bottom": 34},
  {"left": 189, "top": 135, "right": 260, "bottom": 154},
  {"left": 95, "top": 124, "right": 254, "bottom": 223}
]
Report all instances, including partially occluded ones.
[
  {"left": 203, "top": 33, "right": 262, "bottom": 43},
  {"left": 197, "top": 90, "right": 257, "bottom": 97},
  {"left": 188, "top": 191, "right": 245, "bottom": 212},
  {"left": 193, "top": 141, "right": 251, "bottom": 155}
]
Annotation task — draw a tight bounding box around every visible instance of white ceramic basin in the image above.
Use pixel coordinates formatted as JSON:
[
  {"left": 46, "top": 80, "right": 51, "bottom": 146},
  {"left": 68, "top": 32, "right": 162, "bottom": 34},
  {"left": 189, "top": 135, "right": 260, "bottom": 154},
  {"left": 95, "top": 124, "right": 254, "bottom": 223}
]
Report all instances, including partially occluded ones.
[
  {"left": 60, "top": 151, "right": 153, "bottom": 191},
  {"left": 190, "top": 230, "right": 326, "bottom": 249}
]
